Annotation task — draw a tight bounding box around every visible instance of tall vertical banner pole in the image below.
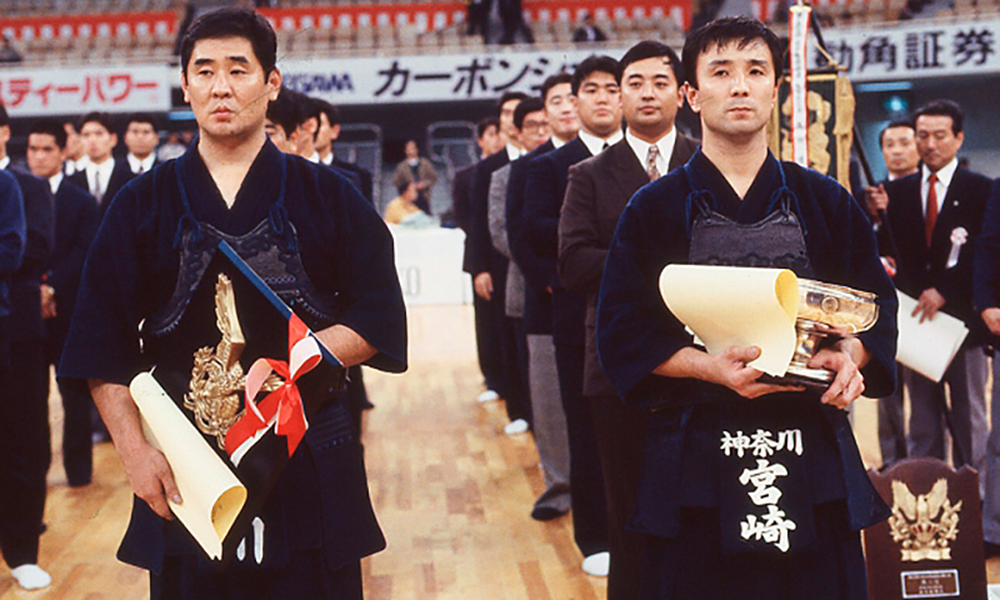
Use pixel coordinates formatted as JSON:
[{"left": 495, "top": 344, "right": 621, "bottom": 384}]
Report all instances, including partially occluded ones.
[{"left": 789, "top": 4, "right": 812, "bottom": 167}]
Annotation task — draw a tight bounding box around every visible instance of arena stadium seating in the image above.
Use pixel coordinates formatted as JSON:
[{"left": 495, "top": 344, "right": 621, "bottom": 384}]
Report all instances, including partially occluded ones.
[{"left": 0, "top": 0, "right": 965, "bottom": 66}]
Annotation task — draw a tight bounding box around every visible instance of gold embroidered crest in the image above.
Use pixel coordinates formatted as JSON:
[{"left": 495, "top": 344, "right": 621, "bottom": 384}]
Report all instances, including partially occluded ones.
[
  {"left": 888, "top": 478, "right": 962, "bottom": 562},
  {"left": 184, "top": 274, "right": 249, "bottom": 450}
]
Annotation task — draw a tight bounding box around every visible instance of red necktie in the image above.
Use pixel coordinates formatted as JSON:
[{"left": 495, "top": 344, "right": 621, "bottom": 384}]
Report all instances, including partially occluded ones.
[{"left": 925, "top": 173, "right": 938, "bottom": 247}]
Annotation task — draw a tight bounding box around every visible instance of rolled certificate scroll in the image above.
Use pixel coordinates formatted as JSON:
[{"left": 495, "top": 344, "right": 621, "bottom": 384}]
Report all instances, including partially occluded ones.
[
  {"left": 659, "top": 265, "right": 800, "bottom": 376},
  {"left": 130, "top": 372, "right": 247, "bottom": 560}
]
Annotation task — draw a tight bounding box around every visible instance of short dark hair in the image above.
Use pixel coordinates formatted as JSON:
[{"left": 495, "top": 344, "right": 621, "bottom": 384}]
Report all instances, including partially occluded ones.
[
  {"left": 513, "top": 97, "right": 545, "bottom": 130},
  {"left": 617, "top": 40, "right": 683, "bottom": 86},
  {"left": 79, "top": 111, "right": 115, "bottom": 133},
  {"left": 126, "top": 113, "right": 157, "bottom": 131},
  {"left": 396, "top": 180, "right": 413, "bottom": 195},
  {"left": 266, "top": 87, "right": 300, "bottom": 137},
  {"left": 682, "top": 17, "right": 783, "bottom": 89},
  {"left": 914, "top": 100, "right": 964, "bottom": 135},
  {"left": 29, "top": 118, "right": 68, "bottom": 149},
  {"left": 879, "top": 119, "right": 915, "bottom": 146},
  {"left": 0, "top": 105, "right": 8, "bottom": 128},
  {"left": 289, "top": 90, "right": 320, "bottom": 130},
  {"left": 180, "top": 8, "right": 277, "bottom": 80},
  {"left": 540, "top": 73, "right": 573, "bottom": 103},
  {"left": 496, "top": 91, "right": 529, "bottom": 118},
  {"left": 571, "top": 55, "right": 619, "bottom": 94},
  {"left": 477, "top": 117, "right": 499, "bottom": 139},
  {"left": 314, "top": 98, "right": 341, "bottom": 128}
]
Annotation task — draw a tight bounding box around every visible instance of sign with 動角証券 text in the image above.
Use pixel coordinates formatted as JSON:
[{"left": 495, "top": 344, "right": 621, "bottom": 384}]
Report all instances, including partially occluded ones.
[{"left": 813, "top": 18, "right": 1000, "bottom": 82}]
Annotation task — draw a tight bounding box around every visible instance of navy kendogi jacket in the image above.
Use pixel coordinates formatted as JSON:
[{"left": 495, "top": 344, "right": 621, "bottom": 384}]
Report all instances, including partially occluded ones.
[
  {"left": 597, "top": 150, "right": 897, "bottom": 542},
  {"left": 59, "top": 139, "right": 407, "bottom": 574},
  {"left": 0, "top": 169, "right": 26, "bottom": 318}
]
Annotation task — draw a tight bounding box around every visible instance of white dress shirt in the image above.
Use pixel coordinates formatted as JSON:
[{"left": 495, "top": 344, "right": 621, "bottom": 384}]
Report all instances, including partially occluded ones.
[
  {"left": 48, "top": 172, "right": 64, "bottom": 195},
  {"left": 0, "top": 156, "right": 9, "bottom": 171},
  {"left": 321, "top": 152, "right": 334, "bottom": 166},
  {"left": 86, "top": 157, "right": 116, "bottom": 202},
  {"left": 126, "top": 153, "right": 156, "bottom": 175},
  {"left": 505, "top": 143, "right": 522, "bottom": 162},
  {"left": 921, "top": 158, "right": 958, "bottom": 217},
  {"left": 64, "top": 155, "right": 90, "bottom": 176},
  {"left": 577, "top": 128, "right": 624, "bottom": 157},
  {"left": 626, "top": 127, "right": 677, "bottom": 178}
]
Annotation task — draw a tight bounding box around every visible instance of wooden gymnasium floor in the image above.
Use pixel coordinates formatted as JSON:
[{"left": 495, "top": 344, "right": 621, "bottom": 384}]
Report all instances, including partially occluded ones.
[{"left": 0, "top": 303, "right": 997, "bottom": 598}]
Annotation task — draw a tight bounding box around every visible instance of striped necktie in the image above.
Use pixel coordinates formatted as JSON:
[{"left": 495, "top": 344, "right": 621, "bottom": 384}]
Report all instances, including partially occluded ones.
[{"left": 646, "top": 145, "right": 661, "bottom": 181}]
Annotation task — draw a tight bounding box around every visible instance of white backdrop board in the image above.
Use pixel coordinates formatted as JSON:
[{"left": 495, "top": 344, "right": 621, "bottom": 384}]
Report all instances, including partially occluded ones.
[{"left": 389, "top": 226, "right": 471, "bottom": 306}]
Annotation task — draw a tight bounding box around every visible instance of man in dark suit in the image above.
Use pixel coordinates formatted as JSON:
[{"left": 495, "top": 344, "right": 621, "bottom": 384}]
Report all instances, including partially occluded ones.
[
  {"left": 572, "top": 12, "right": 608, "bottom": 43},
  {"left": 453, "top": 117, "right": 503, "bottom": 399},
  {"left": 863, "top": 119, "right": 919, "bottom": 470},
  {"left": 453, "top": 117, "right": 501, "bottom": 235},
  {"left": 884, "top": 100, "right": 992, "bottom": 474},
  {"left": 27, "top": 119, "right": 100, "bottom": 488},
  {"left": 269, "top": 89, "right": 364, "bottom": 195},
  {"left": 122, "top": 113, "right": 159, "bottom": 176},
  {"left": 0, "top": 104, "right": 55, "bottom": 590},
  {"left": 264, "top": 88, "right": 373, "bottom": 435},
  {"left": 79, "top": 112, "right": 133, "bottom": 209},
  {"left": 557, "top": 40, "right": 698, "bottom": 600},
  {"left": 505, "top": 80, "right": 580, "bottom": 524},
  {"left": 465, "top": 91, "right": 529, "bottom": 421},
  {"left": 519, "top": 56, "right": 623, "bottom": 576},
  {"left": 315, "top": 99, "right": 375, "bottom": 204},
  {"left": 61, "top": 120, "right": 89, "bottom": 179}
]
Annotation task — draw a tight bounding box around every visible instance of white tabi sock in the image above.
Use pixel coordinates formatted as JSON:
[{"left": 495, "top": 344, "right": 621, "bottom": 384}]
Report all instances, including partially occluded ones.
[{"left": 11, "top": 564, "right": 52, "bottom": 590}]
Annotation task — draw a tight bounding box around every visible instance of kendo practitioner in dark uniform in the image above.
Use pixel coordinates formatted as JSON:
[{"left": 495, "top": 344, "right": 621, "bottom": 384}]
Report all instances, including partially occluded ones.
[
  {"left": 0, "top": 105, "right": 56, "bottom": 591},
  {"left": 58, "top": 9, "right": 406, "bottom": 599},
  {"left": 596, "top": 18, "right": 897, "bottom": 599},
  {"left": 0, "top": 169, "right": 44, "bottom": 590}
]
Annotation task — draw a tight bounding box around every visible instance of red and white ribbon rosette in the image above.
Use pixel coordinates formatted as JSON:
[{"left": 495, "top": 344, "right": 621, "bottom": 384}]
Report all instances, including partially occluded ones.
[
  {"left": 946, "top": 226, "right": 968, "bottom": 269},
  {"left": 224, "top": 314, "right": 322, "bottom": 463}
]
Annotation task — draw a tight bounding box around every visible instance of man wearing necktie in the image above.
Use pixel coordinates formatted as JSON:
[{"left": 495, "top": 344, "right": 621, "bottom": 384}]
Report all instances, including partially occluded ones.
[
  {"left": 123, "top": 114, "right": 159, "bottom": 176},
  {"left": 78, "top": 112, "right": 134, "bottom": 211},
  {"left": 558, "top": 41, "right": 698, "bottom": 600},
  {"left": 884, "top": 100, "right": 992, "bottom": 477}
]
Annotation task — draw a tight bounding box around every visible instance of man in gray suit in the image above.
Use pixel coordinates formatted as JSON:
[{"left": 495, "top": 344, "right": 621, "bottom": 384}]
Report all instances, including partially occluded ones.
[
  {"left": 489, "top": 98, "right": 575, "bottom": 521},
  {"left": 558, "top": 40, "right": 698, "bottom": 600}
]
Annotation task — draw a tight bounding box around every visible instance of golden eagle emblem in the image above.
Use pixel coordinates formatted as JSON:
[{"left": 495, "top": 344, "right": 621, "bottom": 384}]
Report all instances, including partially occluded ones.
[{"left": 888, "top": 478, "right": 962, "bottom": 562}]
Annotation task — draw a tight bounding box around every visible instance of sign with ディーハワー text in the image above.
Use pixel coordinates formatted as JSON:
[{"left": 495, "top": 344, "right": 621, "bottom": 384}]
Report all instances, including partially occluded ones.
[{"left": 0, "top": 64, "right": 172, "bottom": 117}]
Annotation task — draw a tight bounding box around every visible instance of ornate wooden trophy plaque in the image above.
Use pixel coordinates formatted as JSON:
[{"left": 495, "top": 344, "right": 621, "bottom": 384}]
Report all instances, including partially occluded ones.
[{"left": 865, "top": 458, "right": 987, "bottom": 599}]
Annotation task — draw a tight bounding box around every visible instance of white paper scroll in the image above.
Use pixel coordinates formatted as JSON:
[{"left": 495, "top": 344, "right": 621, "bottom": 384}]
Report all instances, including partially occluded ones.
[
  {"left": 895, "top": 291, "right": 969, "bottom": 383},
  {"left": 129, "top": 372, "right": 247, "bottom": 560},
  {"left": 658, "top": 265, "right": 800, "bottom": 376}
]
